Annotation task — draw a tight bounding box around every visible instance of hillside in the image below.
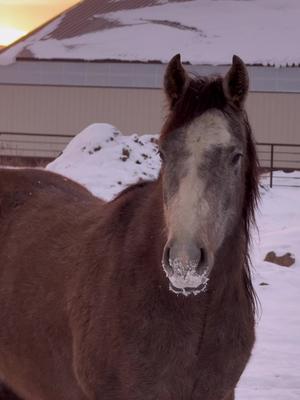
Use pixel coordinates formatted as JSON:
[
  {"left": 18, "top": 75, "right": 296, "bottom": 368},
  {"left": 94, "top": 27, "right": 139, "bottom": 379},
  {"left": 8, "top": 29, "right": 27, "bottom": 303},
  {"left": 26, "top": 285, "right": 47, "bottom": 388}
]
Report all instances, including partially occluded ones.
[{"left": 1, "top": 0, "right": 300, "bottom": 66}]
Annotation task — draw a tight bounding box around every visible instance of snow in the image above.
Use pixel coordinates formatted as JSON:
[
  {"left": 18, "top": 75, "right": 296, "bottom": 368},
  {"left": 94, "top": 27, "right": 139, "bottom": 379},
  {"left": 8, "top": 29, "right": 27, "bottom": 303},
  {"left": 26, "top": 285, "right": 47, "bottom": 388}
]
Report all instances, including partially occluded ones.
[
  {"left": 47, "top": 123, "right": 160, "bottom": 200},
  {"left": 167, "top": 262, "right": 210, "bottom": 296},
  {"left": 1, "top": 0, "right": 300, "bottom": 66},
  {"left": 236, "top": 177, "right": 300, "bottom": 400},
  {"left": 47, "top": 123, "right": 300, "bottom": 399}
]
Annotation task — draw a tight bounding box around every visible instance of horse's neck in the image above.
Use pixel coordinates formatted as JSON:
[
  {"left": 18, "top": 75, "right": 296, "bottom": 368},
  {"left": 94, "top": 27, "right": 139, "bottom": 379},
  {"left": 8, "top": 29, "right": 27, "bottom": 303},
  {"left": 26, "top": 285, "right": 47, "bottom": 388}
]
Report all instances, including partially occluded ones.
[
  {"left": 208, "top": 229, "right": 253, "bottom": 313},
  {"left": 110, "top": 178, "right": 166, "bottom": 258}
]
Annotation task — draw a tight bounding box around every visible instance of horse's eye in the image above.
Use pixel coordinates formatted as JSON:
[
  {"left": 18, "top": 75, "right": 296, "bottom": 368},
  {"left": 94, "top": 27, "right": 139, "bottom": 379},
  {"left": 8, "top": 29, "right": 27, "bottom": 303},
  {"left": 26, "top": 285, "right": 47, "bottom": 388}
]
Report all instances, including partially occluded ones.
[{"left": 231, "top": 152, "right": 243, "bottom": 165}]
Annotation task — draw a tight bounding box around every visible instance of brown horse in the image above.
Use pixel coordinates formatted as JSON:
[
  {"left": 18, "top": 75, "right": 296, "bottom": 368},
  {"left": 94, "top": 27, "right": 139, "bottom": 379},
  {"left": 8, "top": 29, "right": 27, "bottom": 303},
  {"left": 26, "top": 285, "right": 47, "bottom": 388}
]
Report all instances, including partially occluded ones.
[{"left": 0, "top": 54, "right": 259, "bottom": 400}]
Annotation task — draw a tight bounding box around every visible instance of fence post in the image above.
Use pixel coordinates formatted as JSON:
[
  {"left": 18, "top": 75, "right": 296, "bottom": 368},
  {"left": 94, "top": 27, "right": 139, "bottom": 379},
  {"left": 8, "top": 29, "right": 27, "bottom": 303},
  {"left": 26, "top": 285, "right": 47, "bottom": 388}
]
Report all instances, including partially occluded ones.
[{"left": 270, "top": 144, "right": 274, "bottom": 188}]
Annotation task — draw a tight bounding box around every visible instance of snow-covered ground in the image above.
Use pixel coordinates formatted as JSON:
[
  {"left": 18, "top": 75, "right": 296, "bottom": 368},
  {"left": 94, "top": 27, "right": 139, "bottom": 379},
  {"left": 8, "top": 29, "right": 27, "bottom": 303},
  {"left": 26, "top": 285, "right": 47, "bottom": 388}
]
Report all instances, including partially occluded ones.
[
  {"left": 237, "top": 180, "right": 300, "bottom": 400},
  {"left": 47, "top": 123, "right": 300, "bottom": 399}
]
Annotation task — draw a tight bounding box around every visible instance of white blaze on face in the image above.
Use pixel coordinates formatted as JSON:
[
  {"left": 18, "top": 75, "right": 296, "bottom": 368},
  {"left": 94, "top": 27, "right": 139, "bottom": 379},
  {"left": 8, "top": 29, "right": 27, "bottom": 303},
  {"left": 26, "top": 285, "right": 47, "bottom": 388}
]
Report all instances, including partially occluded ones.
[
  {"left": 187, "top": 110, "right": 231, "bottom": 150},
  {"left": 166, "top": 110, "right": 232, "bottom": 290}
]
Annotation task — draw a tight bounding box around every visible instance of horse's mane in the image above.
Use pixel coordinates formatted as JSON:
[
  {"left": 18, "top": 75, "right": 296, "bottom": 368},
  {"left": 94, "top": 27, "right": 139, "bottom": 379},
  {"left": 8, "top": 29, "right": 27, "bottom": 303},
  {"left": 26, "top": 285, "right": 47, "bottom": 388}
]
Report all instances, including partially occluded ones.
[
  {"left": 161, "top": 76, "right": 227, "bottom": 138},
  {"left": 242, "top": 113, "right": 260, "bottom": 314}
]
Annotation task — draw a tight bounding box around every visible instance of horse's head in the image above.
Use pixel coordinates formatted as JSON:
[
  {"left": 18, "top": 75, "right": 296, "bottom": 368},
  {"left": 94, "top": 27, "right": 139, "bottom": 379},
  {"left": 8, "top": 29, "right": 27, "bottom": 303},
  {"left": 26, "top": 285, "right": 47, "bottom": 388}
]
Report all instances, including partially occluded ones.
[{"left": 160, "top": 54, "right": 257, "bottom": 295}]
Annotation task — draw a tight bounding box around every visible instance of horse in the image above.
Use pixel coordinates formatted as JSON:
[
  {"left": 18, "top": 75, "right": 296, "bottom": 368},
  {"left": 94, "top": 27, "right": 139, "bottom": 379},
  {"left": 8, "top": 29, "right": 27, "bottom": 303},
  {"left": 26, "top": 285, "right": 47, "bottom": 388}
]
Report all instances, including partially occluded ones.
[{"left": 0, "top": 54, "right": 259, "bottom": 400}]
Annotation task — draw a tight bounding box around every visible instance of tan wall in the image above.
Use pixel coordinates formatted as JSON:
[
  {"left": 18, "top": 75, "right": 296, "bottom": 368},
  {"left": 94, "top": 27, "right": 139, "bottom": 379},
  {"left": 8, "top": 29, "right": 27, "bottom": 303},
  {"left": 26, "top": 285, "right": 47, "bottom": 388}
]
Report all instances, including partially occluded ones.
[
  {"left": 0, "top": 85, "right": 165, "bottom": 136},
  {"left": 1, "top": 84, "right": 300, "bottom": 140},
  {"left": 247, "top": 92, "right": 300, "bottom": 144},
  {"left": 0, "top": 84, "right": 300, "bottom": 163}
]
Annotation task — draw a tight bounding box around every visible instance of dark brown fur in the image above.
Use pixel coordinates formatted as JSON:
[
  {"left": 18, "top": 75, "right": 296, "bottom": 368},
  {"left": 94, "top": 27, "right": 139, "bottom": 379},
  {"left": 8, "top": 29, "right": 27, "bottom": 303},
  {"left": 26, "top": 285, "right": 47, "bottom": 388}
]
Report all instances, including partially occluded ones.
[{"left": 0, "top": 57, "right": 259, "bottom": 400}]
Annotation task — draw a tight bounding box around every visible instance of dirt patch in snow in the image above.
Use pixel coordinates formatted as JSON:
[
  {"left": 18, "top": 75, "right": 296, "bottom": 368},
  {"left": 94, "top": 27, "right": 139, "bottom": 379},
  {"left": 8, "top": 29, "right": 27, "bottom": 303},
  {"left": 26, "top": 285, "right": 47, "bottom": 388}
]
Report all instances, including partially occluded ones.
[{"left": 264, "top": 251, "right": 295, "bottom": 267}]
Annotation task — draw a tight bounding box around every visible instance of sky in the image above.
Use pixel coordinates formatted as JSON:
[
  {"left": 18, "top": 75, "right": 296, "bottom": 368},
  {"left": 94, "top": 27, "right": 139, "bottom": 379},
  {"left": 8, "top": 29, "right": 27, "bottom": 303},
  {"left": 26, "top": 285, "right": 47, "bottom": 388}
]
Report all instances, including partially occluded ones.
[{"left": 0, "top": 0, "right": 78, "bottom": 46}]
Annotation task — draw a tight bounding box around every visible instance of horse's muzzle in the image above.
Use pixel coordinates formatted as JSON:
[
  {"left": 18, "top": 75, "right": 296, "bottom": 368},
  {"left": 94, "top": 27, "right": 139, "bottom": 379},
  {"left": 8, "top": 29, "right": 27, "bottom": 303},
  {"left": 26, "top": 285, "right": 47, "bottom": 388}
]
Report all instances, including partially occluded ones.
[{"left": 162, "top": 240, "right": 210, "bottom": 295}]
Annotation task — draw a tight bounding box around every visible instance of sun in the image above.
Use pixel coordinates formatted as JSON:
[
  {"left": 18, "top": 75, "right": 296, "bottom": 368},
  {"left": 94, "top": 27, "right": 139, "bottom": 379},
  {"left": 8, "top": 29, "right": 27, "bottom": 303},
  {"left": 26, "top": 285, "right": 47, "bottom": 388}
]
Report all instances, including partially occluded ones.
[{"left": 0, "top": 26, "right": 27, "bottom": 46}]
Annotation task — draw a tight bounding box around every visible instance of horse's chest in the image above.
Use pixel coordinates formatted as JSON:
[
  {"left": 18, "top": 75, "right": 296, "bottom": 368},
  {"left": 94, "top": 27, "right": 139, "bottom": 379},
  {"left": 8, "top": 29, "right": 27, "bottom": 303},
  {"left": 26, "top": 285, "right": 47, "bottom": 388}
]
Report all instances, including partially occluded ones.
[
  {"left": 133, "top": 315, "right": 253, "bottom": 400},
  {"left": 130, "top": 328, "right": 200, "bottom": 399}
]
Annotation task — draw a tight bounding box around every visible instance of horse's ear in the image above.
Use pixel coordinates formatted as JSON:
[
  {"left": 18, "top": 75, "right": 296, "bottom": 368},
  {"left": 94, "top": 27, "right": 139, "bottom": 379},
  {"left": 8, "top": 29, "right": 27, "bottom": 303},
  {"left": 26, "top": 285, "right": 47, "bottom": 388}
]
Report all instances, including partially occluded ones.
[
  {"left": 223, "top": 55, "right": 249, "bottom": 107},
  {"left": 164, "top": 54, "right": 189, "bottom": 108}
]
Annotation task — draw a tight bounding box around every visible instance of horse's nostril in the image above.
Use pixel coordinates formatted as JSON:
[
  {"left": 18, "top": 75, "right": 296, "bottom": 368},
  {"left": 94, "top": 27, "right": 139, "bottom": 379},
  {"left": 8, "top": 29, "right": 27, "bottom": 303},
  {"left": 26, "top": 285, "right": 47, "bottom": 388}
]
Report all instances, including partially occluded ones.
[
  {"left": 162, "top": 246, "right": 173, "bottom": 276},
  {"left": 196, "top": 248, "right": 208, "bottom": 273}
]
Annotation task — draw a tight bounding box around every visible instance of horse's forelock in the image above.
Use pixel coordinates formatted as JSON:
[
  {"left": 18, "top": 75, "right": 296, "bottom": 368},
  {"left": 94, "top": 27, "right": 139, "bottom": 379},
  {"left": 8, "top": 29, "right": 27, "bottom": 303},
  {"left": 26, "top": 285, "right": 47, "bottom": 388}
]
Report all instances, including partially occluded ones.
[{"left": 161, "top": 75, "right": 227, "bottom": 140}]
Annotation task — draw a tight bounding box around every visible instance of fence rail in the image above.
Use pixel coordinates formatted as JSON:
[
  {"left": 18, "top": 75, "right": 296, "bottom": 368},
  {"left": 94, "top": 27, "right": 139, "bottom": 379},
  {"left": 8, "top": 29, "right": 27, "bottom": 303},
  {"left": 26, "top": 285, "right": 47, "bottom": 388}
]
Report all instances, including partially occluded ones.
[
  {"left": 0, "top": 132, "right": 299, "bottom": 187},
  {"left": 0, "top": 131, "right": 74, "bottom": 159},
  {"left": 256, "top": 142, "right": 300, "bottom": 187}
]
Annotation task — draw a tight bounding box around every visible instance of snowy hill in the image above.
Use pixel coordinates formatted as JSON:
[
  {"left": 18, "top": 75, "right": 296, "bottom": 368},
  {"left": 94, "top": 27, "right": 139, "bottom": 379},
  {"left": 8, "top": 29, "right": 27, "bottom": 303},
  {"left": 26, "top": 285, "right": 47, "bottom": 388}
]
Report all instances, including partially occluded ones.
[
  {"left": 1, "top": 0, "right": 300, "bottom": 66},
  {"left": 47, "top": 123, "right": 300, "bottom": 399}
]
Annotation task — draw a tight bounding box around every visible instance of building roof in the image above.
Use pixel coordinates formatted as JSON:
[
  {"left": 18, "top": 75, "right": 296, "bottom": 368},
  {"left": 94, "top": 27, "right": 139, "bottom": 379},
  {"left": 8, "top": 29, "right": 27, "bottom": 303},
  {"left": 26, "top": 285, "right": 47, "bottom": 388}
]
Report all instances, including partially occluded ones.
[{"left": 1, "top": 0, "right": 300, "bottom": 67}]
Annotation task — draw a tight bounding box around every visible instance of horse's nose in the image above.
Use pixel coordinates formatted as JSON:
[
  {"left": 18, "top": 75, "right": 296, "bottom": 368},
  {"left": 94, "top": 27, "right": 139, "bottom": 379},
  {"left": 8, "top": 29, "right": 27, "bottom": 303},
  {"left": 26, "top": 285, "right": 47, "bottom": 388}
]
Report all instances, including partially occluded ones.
[{"left": 162, "top": 241, "right": 207, "bottom": 277}]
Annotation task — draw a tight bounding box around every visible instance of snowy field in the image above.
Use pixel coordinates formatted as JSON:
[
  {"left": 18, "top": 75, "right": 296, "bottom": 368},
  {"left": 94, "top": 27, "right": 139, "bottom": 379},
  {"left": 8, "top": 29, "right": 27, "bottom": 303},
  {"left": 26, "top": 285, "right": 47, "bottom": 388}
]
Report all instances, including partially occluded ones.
[
  {"left": 48, "top": 123, "right": 300, "bottom": 400},
  {"left": 237, "top": 179, "right": 300, "bottom": 400}
]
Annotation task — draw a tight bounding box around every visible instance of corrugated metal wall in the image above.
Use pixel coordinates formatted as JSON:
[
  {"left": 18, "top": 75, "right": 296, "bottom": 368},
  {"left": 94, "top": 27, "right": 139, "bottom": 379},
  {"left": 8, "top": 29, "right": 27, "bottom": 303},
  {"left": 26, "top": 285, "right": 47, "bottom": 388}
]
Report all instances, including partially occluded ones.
[
  {"left": 247, "top": 92, "right": 300, "bottom": 144},
  {"left": 0, "top": 85, "right": 165, "bottom": 136},
  {"left": 0, "top": 84, "right": 299, "bottom": 163}
]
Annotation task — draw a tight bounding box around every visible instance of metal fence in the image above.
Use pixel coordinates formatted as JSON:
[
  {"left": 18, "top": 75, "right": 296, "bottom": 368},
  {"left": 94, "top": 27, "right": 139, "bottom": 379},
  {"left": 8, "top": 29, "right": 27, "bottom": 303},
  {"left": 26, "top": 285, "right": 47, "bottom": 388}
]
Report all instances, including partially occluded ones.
[
  {"left": 0, "top": 132, "right": 299, "bottom": 187},
  {"left": 0, "top": 131, "right": 74, "bottom": 160},
  {"left": 256, "top": 142, "right": 300, "bottom": 187}
]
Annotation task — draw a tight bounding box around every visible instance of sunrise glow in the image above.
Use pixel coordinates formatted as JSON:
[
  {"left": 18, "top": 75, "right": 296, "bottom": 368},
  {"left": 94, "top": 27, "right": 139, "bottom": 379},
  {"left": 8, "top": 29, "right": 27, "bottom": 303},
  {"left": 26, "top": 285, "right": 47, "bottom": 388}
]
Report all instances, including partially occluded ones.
[
  {"left": 0, "top": 0, "right": 78, "bottom": 48},
  {"left": 0, "top": 26, "right": 26, "bottom": 46}
]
